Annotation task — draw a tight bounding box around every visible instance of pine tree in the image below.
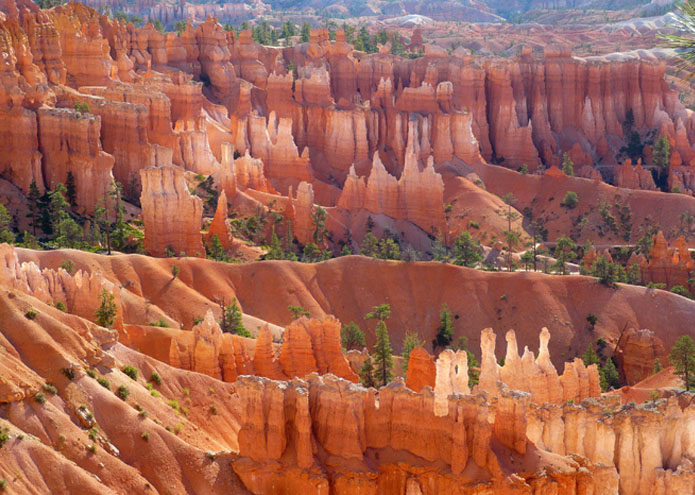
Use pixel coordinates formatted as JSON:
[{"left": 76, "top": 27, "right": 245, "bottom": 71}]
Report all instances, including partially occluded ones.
[
  {"left": 288, "top": 305, "right": 310, "bottom": 319},
  {"left": 366, "top": 304, "right": 393, "bottom": 387},
  {"left": 669, "top": 335, "right": 695, "bottom": 390},
  {"left": 0, "top": 203, "right": 14, "bottom": 244},
  {"left": 221, "top": 298, "right": 249, "bottom": 337},
  {"left": 359, "top": 355, "right": 376, "bottom": 388},
  {"left": 601, "top": 359, "right": 620, "bottom": 391},
  {"left": 553, "top": 236, "right": 577, "bottom": 275},
  {"left": 27, "top": 179, "right": 40, "bottom": 236},
  {"left": 65, "top": 171, "right": 77, "bottom": 207},
  {"left": 95, "top": 289, "right": 117, "bottom": 328},
  {"left": 561, "top": 152, "right": 575, "bottom": 176},
  {"left": 653, "top": 358, "right": 663, "bottom": 374},
  {"left": 433, "top": 303, "right": 454, "bottom": 348},
  {"left": 373, "top": 321, "right": 393, "bottom": 387},
  {"left": 341, "top": 322, "right": 365, "bottom": 350},
  {"left": 452, "top": 231, "right": 482, "bottom": 267},
  {"left": 582, "top": 343, "right": 600, "bottom": 366},
  {"left": 301, "top": 21, "right": 311, "bottom": 42},
  {"left": 402, "top": 331, "right": 424, "bottom": 372}
]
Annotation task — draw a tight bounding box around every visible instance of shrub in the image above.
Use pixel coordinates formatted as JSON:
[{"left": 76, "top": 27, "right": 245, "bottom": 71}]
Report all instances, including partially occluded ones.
[
  {"left": 168, "top": 400, "right": 180, "bottom": 411},
  {"left": 149, "top": 318, "right": 171, "bottom": 328},
  {"left": 141, "top": 432, "right": 149, "bottom": 441},
  {"left": 0, "top": 479, "right": 6, "bottom": 491},
  {"left": 341, "top": 322, "right": 366, "bottom": 351},
  {"left": 97, "top": 377, "right": 110, "bottom": 390},
  {"left": 561, "top": 191, "right": 579, "bottom": 209},
  {"left": 24, "top": 309, "right": 38, "bottom": 320},
  {"left": 59, "top": 259, "right": 75, "bottom": 274},
  {"left": 0, "top": 430, "right": 8, "bottom": 447},
  {"left": 117, "top": 385, "right": 130, "bottom": 401},
  {"left": 34, "top": 392, "right": 46, "bottom": 404},
  {"left": 121, "top": 365, "right": 138, "bottom": 381},
  {"left": 61, "top": 368, "right": 75, "bottom": 380},
  {"left": 88, "top": 444, "right": 97, "bottom": 453},
  {"left": 55, "top": 301, "right": 67, "bottom": 312},
  {"left": 88, "top": 427, "right": 99, "bottom": 440},
  {"left": 670, "top": 285, "right": 692, "bottom": 298},
  {"left": 171, "top": 265, "right": 180, "bottom": 278},
  {"left": 586, "top": 313, "right": 598, "bottom": 328},
  {"left": 86, "top": 369, "right": 96, "bottom": 378},
  {"left": 73, "top": 101, "right": 90, "bottom": 113},
  {"left": 150, "top": 372, "right": 162, "bottom": 385},
  {"left": 210, "top": 404, "right": 218, "bottom": 415},
  {"left": 42, "top": 383, "right": 58, "bottom": 395}
]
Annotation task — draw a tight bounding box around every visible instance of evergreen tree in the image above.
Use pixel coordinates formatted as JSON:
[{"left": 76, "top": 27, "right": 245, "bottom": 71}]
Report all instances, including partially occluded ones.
[
  {"left": 452, "top": 231, "right": 482, "bottom": 267},
  {"left": 65, "top": 171, "right": 77, "bottom": 207},
  {"left": 652, "top": 136, "right": 671, "bottom": 189},
  {"left": 433, "top": 303, "right": 454, "bottom": 348},
  {"left": 311, "top": 206, "right": 327, "bottom": 244},
  {"left": 0, "top": 203, "right": 14, "bottom": 244},
  {"left": 669, "top": 335, "right": 695, "bottom": 390},
  {"left": 582, "top": 343, "right": 600, "bottom": 366},
  {"left": 300, "top": 21, "right": 311, "bottom": 42},
  {"left": 372, "top": 319, "right": 393, "bottom": 387},
  {"left": 27, "top": 179, "right": 41, "bottom": 236},
  {"left": 288, "top": 305, "right": 310, "bottom": 319},
  {"left": 206, "top": 234, "right": 228, "bottom": 261},
  {"left": 38, "top": 190, "right": 52, "bottom": 235},
  {"left": 653, "top": 358, "right": 663, "bottom": 374},
  {"left": 365, "top": 304, "right": 393, "bottom": 387},
  {"left": 553, "top": 236, "right": 577, "bottom": 275},
  {"left": 360, "top": 231, "right": 379, "bottom": 257},
  {"left": 601, "top": 358, "right": 621, "bottom": 390},
  {"left": 402, "top": 331, "right": 424, "bottom": 372},
  {"left": 341, "top": 322, "right": 366, "bottom": 350},
  {"left": 95, "top": 289, "right": 117, "bottom": 328},
  {"left": 359, "top": 355, "right": 376, "bottom": 388},
  {"left": 221, "top": 298, "right": 250, "bottom": 337},
  {"left": 561, "top": 152, "right": 575, "bottom": 176}
]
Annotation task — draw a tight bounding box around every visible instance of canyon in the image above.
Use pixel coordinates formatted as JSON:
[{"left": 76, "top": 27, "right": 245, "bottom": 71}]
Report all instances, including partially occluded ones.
[{"left": 0, "top": 0, "right": 694, "bottom": 493}]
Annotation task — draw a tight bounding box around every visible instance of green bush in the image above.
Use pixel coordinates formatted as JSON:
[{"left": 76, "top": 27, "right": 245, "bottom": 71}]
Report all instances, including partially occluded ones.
[
  {"left": 141, "top": 432, "right": 149, "bottom": 441},
  {"left": 43, "top": 383, "right": 58, "bottom": 395},
  {"left": 117, "top": 385, "right": 130, "bottom": 401},
  {"left": 150, "top": 372, "right": 162, "bottom": 385},
  {"left": 61, "top": 368, "right": 75, "bottom": 380},
  {"left": 55, "top": 301, "right": 67, "bottom": 312},
  {"left": 149, "top": 318, "right": 171, "bottom": 328},
  {"left": 35, "top": 392, "right": 46, "bottom": 404},
  {"left": 24, "top": 309, "right": 38, "bottom": 320},
  {"left": 86, "top": 369, "right": 96, "bottom": 379},
  {"left": 560, "top": 191, "right": 579, "bottom": 209},
  {"left": 121, "top": 365, "right": 138, "bottom": 381},
  {"left": 167, "top": 400, "right": 180, "bottom": 411},
  {"left": 0, "top": 479, "right": 6, "bottom": 491},
  {"left": 0, "top": 430, "right": 8, "bottom": 447},
  {"left": 97, "top": 378, "right": 110, "bottom": 390}
]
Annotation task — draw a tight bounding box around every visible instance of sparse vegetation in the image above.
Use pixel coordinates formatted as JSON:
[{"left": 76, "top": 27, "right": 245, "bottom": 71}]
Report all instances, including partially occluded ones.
[
  {"left": 150, "top": 372, "right": 162, "bottom": 385},
  {"left": 42, "top": 383, "right": 57, "bottom": 395},
  {"left": 24, "top": 309, "right": 38, "bottom": 320},
  {"left": 340, "top": 322, "right": 366, "bottom": 351},
  {"left": 122, "top": 365, "right": 138, "bottom": 381},
  {"left": 34, "top": 392, "right": 46, "bottom": 404},
  {"left": 117, "top": 385, "right": 130, "bottom": 401},
  {"left": 97, "top": 377, "right": 110, "bottom": 390}
]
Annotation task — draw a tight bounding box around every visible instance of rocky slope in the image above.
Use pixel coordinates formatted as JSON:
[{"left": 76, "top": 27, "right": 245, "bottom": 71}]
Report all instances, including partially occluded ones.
[{"left": 0, "top": 245, "right": 694, "bottom": 494}]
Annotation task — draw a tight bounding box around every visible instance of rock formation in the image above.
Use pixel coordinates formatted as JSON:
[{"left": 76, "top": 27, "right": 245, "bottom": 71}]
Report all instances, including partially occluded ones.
[
  {"left": 616, "top": 328, "right": 669, "bottom": 385},
  {"left": 638, "top": 231, "right": 695, "bottom": 290},
  {"left": 140, "top": 165, "right": 204, "bottom": 257},
  {"left": 205, "top": 189, "right": 232, "bottom": 250},
  {"left": 614, "top": 159, "right": 657, "bottom": 191}
]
